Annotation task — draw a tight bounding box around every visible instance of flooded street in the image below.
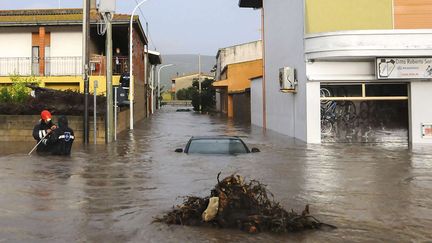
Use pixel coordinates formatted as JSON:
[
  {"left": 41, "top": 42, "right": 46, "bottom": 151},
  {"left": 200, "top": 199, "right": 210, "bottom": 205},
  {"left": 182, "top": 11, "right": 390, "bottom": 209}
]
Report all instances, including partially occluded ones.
[{"left": 0, "top": 106, "right": 432, "bottom": 242}]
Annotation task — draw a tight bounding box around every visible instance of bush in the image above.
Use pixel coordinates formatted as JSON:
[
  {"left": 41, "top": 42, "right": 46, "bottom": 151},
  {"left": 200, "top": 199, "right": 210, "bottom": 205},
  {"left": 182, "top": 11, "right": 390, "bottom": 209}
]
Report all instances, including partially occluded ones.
[
  {"left": 177, "top": 86, "right": 197, "bottom": 100},
  {"left": 0, "top": 87, "right": 12, "bottom": 103},
  {"left": 0, "top": 88, "right": 107, "bottom": 115},
  {"left": 0, "top": 75, "right": 40, "bottom": 103}
]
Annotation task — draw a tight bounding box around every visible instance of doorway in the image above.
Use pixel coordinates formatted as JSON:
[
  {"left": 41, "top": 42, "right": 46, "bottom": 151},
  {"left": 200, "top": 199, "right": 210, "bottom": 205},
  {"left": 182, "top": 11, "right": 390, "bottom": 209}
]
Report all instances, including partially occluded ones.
[{"left": 320, "top": 83, "right": 409, "bottom": 143}]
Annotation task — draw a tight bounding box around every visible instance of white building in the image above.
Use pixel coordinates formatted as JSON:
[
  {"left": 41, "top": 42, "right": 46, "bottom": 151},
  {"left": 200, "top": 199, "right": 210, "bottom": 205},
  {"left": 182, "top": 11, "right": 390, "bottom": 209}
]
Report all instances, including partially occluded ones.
[{"left": 240, "top": 0, "right": 432, "bottom": 144}]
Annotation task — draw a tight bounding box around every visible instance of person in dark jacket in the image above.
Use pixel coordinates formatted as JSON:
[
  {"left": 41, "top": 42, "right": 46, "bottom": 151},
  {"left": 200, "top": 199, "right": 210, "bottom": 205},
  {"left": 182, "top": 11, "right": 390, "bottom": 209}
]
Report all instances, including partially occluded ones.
[
  {"left": 48, "top": 116, "right": 75, "bottom": 156},
  {"left": 32, "top": 110, "right": 57, "bottom": 154}
]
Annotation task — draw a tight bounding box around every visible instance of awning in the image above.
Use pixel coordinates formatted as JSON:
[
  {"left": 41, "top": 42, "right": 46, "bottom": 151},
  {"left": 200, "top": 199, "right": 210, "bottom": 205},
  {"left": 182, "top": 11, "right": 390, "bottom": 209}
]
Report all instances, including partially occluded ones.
[
  {"left": 213, "top": 79, "right": 229, "bottom": 87},
  {"left": 147, "top": 50, "right": 162, "bottom": 65}
]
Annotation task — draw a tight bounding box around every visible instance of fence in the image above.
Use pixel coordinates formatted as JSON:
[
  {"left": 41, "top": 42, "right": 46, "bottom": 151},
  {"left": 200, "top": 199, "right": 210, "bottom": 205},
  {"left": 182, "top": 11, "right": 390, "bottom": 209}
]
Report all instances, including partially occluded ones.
[
  {"left": 0, "top": 57, "right": 33, "bottom": 76},
  {"left": 0, "top": 56, "right": 129, "bottom": 77},
  {"left": 46, "top": 57, "right": 82, "bottom": 76}
]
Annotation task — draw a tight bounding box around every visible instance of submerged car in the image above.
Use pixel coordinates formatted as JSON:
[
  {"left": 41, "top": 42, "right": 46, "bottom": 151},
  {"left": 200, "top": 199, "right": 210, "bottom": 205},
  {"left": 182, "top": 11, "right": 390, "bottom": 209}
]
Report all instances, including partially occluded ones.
[
  {"left": 175, "top": 136, "right": 260, "bottom": 155},
  {"left": 176, "top": 108, "right": 192, "bottom": 112}
]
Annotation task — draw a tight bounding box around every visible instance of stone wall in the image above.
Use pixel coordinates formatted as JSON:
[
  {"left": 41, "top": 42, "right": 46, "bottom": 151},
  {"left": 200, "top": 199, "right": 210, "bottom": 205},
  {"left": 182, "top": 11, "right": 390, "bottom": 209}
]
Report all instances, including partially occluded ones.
[{"left": 0, "top": 110, "right": 130, "bottom": 143}]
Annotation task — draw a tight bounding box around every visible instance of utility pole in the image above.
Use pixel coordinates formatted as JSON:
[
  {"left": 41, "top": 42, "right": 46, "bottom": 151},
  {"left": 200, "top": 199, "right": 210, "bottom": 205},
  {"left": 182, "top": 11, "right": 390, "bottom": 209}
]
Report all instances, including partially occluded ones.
[
  {"left": 105, "top": 12, "right": 114, "bottom": 143},
  {"left": 145, "top": 22, "right": 149, "bottom": 117},
  {"left": 198, "top": 54, "right": 202, "bottom": 112},
  {"left": 150, "top": 66, "right": 155, "bottom": 114},
  {"left": 82, "top": 0, "right": 90, "bottom": 144}
]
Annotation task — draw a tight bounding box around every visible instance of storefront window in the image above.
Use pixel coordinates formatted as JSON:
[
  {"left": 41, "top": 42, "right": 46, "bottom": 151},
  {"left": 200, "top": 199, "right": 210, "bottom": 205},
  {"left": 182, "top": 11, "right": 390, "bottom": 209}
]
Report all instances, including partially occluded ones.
[
  {"left": 321, "top": 83, "right": 408, "bottom": 100},
  {"left": 365, "top": 84, "right": 407, "bottom": 97}
]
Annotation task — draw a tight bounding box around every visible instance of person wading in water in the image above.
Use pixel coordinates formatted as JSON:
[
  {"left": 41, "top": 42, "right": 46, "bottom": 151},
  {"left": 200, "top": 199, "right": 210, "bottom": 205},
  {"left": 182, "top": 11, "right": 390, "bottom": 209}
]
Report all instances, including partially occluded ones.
[
  {"left": 32, "top": 110, "right": 57, "bottom": 155},
  {"left": 48, "top": 116, "right": 75, "bottom": 156}
]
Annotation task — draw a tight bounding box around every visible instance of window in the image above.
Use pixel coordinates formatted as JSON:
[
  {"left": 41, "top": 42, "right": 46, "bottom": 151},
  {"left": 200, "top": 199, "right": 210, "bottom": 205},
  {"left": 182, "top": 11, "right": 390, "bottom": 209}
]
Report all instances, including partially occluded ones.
[
  {"left": 32, "top": 46, "right": 39, "bottom": 75},
  {"left": 187, "top": 139, "right": 248, "bottom": 154},
  {"left": 321, "top": 83, "right": 408, "bottom": 101}
]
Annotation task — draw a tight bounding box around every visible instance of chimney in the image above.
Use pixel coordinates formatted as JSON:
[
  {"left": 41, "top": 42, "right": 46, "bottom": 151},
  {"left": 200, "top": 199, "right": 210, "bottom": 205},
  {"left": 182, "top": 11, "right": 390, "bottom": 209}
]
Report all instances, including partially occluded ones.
[{"left": 90, "top": 0, "right": 97, "bottom": 10}]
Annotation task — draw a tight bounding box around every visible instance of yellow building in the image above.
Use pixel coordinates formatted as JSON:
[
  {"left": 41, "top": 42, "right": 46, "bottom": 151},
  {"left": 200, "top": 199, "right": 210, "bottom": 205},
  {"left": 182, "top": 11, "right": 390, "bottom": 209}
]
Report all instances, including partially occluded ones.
[
  {"left": 171, "top": 73, "right": 213, "bottom": 100},
  {"left": 305, "top": 0, "right": 432, "bottom": 33},
  {"left": 213, "top": 59, "right": 263, "bottom": 118},
  {"left": 213, "top": 41, "right": 263, "bottom": 121},
  {"left": 162, "top": 91, "right": 173, "bottom": 101}
]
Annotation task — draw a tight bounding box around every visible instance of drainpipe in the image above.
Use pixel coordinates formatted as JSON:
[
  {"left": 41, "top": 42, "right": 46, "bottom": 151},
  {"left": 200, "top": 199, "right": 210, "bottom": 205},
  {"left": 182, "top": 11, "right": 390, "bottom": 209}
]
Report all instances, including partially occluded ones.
[
  {"left": 150, "top": 65, "right": 155, "bottom": 114},
  {"left": 144, "top": 44, "right": 148, "bottom": 117},
  {"left": 261, "top": 7, "right": 267, "bottom": 130}
]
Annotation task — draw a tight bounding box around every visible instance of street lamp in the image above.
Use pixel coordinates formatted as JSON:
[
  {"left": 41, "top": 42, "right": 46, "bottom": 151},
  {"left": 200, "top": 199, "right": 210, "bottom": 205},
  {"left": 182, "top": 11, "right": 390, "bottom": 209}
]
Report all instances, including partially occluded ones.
[
  {"left": 157, "top": 64, "right": 175, "bottom": 109},
  {"left": 129, "top": 0, "right": 149, "bottom": 130}
]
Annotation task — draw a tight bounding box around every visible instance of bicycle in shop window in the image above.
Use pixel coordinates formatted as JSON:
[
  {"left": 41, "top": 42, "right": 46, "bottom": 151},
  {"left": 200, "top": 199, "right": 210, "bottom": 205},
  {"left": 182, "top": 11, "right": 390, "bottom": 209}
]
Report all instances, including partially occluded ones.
[{"left": 320, "top": 87, "right": 357, "bottom": 137}]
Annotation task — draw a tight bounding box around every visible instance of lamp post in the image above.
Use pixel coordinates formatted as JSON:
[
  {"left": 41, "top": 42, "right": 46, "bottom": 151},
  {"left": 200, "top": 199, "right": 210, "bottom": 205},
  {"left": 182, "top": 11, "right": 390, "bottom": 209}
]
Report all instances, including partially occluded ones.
[
  {"left": 157, "top": 64, "right": 175, "bottom": 109},
  {"left": 129, "top": 0, "right": 149, "bottom": 130},
  {"left": 198, "top": 54, "right": 202, "bottom": 112}
]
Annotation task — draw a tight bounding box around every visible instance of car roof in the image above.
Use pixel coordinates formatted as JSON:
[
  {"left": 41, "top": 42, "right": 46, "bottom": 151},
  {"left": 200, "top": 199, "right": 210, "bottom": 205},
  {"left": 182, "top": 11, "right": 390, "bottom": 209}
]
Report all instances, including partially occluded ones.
[{"left": 190, "top": 136, "right": 243, "bottom": 140}]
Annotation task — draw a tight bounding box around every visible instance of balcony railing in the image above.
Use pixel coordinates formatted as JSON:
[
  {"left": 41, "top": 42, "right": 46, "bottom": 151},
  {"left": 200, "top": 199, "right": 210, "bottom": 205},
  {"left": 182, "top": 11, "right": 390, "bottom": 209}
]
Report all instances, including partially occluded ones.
[
  {"left": 0, "top": 57, "right": 34, "bottom": 76},
  {"left": 46, "top": 57, "right": 82, "bottom": 76},
  {"left": 89, "top": 56, "right": 129, "bottom": 76},
  {"left": 0, "top": 56, "right": 129, "bottom": 77}
]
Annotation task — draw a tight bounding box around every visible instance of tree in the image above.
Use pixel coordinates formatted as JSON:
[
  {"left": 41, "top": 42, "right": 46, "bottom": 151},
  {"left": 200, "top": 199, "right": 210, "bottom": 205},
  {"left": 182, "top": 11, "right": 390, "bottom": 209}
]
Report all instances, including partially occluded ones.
[
  {"left": 176, "top": 86, "right": 197, "bottom": 100},
  {"left": 191, "top": 78, "right": 215, "bottom": 112}
]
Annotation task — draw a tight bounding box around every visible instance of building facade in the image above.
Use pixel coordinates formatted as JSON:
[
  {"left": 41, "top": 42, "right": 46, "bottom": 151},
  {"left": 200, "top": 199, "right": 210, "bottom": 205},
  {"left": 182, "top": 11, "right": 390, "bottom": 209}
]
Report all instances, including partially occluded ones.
[
  {"left": 146, "top": 50, "right": 162, "bottom": 115},
  {"left": 0, "top": 7, "right": 152, "bottom": 123},
  {"left": 171, "top": 73, "right": 213, "bottom": 100},
  {"left": 240, "top": 0, "right": 432, "bottom": 144},
  {"left": 214, "top": 41, "right": 262, "bottom": 121}
]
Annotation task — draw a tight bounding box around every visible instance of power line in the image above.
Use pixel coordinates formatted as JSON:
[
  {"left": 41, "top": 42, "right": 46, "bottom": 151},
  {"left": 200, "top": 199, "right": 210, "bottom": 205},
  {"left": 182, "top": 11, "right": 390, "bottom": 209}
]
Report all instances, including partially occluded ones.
[
  {"left": 133, "top": 0, "right": 148, "bottom": 22},
  {"left": 133, "top": 0, "right": 157, "bottom": 51}
]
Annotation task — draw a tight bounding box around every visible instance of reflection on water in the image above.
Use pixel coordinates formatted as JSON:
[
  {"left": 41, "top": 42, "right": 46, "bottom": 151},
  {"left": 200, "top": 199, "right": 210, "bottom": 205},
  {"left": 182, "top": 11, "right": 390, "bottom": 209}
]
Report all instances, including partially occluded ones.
[{"left": 0, "top": 106, "right": 431, "bottom": 242}]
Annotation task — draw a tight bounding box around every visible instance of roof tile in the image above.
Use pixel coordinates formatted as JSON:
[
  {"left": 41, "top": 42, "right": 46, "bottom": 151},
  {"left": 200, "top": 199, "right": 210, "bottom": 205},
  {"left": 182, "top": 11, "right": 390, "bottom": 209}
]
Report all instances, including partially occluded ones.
[{"left": 0, "top": 8, "right": 138, "bottom": 24}]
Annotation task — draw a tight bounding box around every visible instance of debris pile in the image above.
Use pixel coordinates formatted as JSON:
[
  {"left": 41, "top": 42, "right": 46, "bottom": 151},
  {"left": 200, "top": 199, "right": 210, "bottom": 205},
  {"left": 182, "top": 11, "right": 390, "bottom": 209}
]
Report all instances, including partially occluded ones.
[{"left": 155, "top": 173, "right": 336, "bottom": 234}]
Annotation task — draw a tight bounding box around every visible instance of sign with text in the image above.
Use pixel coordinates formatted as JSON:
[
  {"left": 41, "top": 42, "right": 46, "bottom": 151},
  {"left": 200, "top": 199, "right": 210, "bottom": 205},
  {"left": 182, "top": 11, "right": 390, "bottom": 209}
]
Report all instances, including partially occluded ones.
[
  {"left": 422, "top": 123, "right": 432, "bottom": 139},
  {"left": 377, "top": 58, "right": 432, "bottom": 80}
]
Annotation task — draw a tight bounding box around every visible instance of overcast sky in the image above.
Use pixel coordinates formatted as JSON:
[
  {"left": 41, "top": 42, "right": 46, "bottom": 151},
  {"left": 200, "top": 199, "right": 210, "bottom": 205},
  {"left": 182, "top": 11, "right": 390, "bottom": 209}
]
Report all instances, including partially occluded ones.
[{"left": 0, "top": 0, "right": 261, "bottom": 56}]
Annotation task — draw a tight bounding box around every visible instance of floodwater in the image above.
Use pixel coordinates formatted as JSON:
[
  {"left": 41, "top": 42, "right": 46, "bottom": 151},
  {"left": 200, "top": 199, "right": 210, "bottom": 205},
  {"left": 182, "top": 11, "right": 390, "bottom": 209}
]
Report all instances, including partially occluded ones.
[{"left": 0, "top": 106, "right": 431, "bottom": 242}]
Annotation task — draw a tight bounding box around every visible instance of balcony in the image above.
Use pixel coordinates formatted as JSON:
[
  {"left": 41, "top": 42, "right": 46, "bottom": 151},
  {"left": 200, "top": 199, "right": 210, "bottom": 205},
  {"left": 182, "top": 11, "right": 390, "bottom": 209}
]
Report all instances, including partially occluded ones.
[{"left": 0, "top": 56, "right": 129, "bottom": 77}]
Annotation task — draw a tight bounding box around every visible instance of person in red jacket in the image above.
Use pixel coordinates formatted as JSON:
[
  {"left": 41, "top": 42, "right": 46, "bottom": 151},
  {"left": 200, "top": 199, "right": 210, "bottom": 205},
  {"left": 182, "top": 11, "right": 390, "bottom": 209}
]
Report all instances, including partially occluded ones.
[{"left": 32, "top": 110, "right": 57, "bottom": 154}]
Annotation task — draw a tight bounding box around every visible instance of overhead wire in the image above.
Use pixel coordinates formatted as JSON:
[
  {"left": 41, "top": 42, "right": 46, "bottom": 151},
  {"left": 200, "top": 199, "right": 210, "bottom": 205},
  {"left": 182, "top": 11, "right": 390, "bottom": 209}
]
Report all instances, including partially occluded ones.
[{"left": 133, "top": 0, "right": 157, "bottom": 51}]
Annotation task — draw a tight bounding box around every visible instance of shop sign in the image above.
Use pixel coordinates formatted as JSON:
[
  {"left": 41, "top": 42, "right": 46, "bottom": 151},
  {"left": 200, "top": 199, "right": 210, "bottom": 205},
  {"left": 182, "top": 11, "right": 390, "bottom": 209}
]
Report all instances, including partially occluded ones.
[
  {"left": 422, "top": 123, "right": 432, "bottom": 138},
  {"left": 377, "top": 58, "right": 432, "bottom": 80}
]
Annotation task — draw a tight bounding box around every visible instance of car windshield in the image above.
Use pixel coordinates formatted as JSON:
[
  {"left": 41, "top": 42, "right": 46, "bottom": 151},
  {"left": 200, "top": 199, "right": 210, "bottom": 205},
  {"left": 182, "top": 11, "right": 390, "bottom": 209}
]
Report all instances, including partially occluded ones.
[{"left": 187, "top": 138, "right": 248, "bottom": 154}]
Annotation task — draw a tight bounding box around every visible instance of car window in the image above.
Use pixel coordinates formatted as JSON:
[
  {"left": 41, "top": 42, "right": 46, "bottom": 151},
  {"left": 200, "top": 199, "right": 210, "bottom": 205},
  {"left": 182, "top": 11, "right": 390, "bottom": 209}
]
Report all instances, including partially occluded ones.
[{"left": 187, "top": 139, "right": 248, "bottom": 154}]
